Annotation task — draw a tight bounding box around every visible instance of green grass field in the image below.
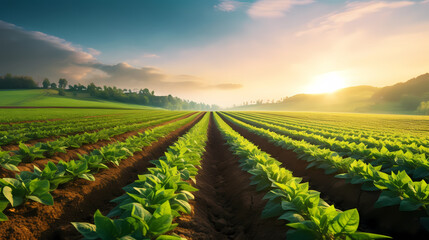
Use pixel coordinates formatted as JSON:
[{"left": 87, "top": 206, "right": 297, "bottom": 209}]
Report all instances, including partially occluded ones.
[{"left": 0, "top": 89, "right": 155, "bottom": 109}]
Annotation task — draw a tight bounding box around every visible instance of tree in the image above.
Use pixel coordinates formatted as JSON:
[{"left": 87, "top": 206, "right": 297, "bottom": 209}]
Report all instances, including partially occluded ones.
[
  {"left": 58, "top": 88, "right": 66, "bottom": 96},
  {"left": 0, "top": 74, "right": 38, "bottom": 89},
  {"left": 58, "top": 78, "right": 68, "bottom": 89},
  {"left": 42, "top": 78, "right": 50, "bottom": 89},
  {"left": 50, "top": 83, "right": 57, "bottom": 89}
]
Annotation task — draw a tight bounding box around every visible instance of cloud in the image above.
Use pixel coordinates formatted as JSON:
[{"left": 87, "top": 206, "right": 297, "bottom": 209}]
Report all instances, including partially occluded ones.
[
  {"left": 0, "top": 20, "right": 96, "bottom": 80},
  {"left": 215, "top": 0, "right": 244, "bottom": 12},
  {"left": 85, "top": 62, "right": 166, "bottom": 85},
  {"left": 142, "top": 53, "right": 160, "bottom": 58},
  {"left": 297, "top": 1, "right": 415, "bottom": 36},
  {"left": 0, "top": 20, "right": 242, "bottom": 95},
  {"left": 87, "top": 48, "right": 101, "bottom": 56},
  {"left": 163, "top": 75, "right": 243, "bottom": 91},
  {"left": 247, "top": 0, "right": 314, "bottom": 18}
]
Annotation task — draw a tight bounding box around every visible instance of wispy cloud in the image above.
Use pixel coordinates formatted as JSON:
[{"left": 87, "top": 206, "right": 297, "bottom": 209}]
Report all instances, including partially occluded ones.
[
  {"left": 87, "top": 48, "right": 101, "bottom": 56},
  {"left": 167, "top": 75, "right": 243, "bottom": 90},
  {"left": 215, "top": 0, "right": 244, "bottom": 12},
  {"left": 142, "top": 53, "right": 160, "bottom": 58},
  {"left": 247, "top": 0, "right": 314, "bottom": 18},
  {"left": 297, "top": 1, "right": 415, "bottom": 36}
]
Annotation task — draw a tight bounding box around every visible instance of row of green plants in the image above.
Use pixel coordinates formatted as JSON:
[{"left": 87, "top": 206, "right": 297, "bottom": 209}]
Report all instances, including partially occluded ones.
[
  {"left": 214, "top": 113, "right": 390, "bottom": 239},
  {"left": 238, "top": 112, "right": 429, "bottom": 146},
  {"left": 252, "top": 112, "right": 429, "bottom": 140},
  {"left": 0, "top": 111, "right": 184, "bottom": 145},
  {"left": 72, "top": 113, "right": 210, "bottom": 240},
  {"left": 220, "top": 113, "right": 429, "bottom": 232},
  {"left": 227, "top": 113, "right": 429, "bottom": 180},
  {"left": 1, "top": 111, "right": 133, "bottom": 133},
  {"left": 0, "top": 112, "right": 189, "bottom": 171},
  {"left": 0, "top": 111, "right": 132, "bottom": 131},
  {"left": 232, "top": 112, "right": 429, "bottom": 155},
  {"left": 0, "top": 114, "right": 199, "bottom": 221}
]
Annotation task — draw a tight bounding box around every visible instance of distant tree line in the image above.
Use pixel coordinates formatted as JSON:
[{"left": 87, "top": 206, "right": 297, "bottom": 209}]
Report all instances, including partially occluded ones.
[
  {"left": 0, "top": 73, "right": 217, "bottom": 110},
  {"left": 0, "top": 74, "right": 38, "bottom": 89},
  {"left": 81, "top": 83, "right": 217, "bottom": 110}
]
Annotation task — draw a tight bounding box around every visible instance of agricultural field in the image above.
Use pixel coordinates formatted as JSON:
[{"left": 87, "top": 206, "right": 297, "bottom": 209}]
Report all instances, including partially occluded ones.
[{"left": 0, "top": 108, "right": 428, "bottom": 239}]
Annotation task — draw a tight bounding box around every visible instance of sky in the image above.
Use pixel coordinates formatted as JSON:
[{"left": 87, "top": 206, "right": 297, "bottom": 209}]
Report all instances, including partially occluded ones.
[{"left": 1, "top": 0, "right": 429, "bottom": 107}]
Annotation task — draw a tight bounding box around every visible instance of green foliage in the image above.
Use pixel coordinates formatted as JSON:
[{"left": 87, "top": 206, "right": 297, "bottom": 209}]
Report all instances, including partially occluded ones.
[
  {"left": 0, "top": 150, "right": 20, "bottom": 171},
  {"left": 0, "top": 74, "right": 38, "bottom": 89},
  {"left": 0, "top": 113, "right": 199, "bottom": 221},
  {"left": 220, "top": 112, "right": 429, "bottom": 233},
  {"left": 14, "top": 142, "right": 46, "bottom": 163},
  {"left": 73, "top": 113, "right": 209, "bottom": 239},
  {"left": 214, "top": 112, "right": 391, "bottom": 239}
]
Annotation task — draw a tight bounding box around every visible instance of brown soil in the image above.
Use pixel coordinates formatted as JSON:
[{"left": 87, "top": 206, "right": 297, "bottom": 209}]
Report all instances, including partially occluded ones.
[
  {"left": 0, "top": 112, "right": 204, "bottom": 240},
  {"left": 220, "top": 114, "right": 429, "bottom": 239},
  {"left": 0, "top": 113, "right": 197, "bottom": 178},
  {"left": 172, "top": 113, "right": 288, "bottom": 240}
]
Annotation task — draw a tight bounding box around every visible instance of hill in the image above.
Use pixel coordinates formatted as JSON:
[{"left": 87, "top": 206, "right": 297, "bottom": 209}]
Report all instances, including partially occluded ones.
[
  {"left": 233, "top": 73, "right": 429, "bottom": 114},
  {"left": 0, "top": 89, "right": 156, "bottom": 109}
]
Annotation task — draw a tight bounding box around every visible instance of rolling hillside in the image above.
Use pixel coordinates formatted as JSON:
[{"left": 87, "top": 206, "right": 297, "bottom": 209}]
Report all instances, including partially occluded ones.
[
  {"left": 0, "top": 89, "right": 156, "bottom": 109},
  {"left": 233, "top": 73, "right": 429, "bottom": 114}
]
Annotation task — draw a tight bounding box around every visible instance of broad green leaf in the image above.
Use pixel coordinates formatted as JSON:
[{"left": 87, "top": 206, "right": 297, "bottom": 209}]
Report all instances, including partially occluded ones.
[
  {"left": 71, "top": 222, "right": 98, "bottom": 239},
  {"left": 27, "top": 193, "right": 54, "bottom": 205},
  {"left": 148, "top": 214, "right": 173, "bottom": 235},
  {"left": 94, "top": 209, "right": 118, "bottom": 240},
  {"left": 329, "top": 209, "right": 359, "bottom": 234}
]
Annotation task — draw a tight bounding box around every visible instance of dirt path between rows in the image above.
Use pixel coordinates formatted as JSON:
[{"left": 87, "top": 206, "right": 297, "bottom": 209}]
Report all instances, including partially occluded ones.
[
  {"left": 172, "top": 113, "right": 287, "bottom": 240},
  {"left": 0, "top": 113, "right": 196, "bottom": 178},
  {"left": 220, "top": 114, "right": 429, "bottom": 239},
  {"left": 0, "top": 113, "right": 204, "bottom": 240}
]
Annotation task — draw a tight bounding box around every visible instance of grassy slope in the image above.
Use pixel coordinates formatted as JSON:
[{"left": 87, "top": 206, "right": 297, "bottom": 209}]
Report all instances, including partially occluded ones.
[{"left": 0, "top": 89, "right": 155, "bottom": 109}]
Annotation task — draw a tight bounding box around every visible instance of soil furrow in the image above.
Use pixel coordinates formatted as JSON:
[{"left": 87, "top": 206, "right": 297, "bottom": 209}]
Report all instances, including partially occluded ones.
[
  {"left": 0, "top": 112, "right": 196, "bottom": 178},
  {"left": 0, "top": 113, "right": 204, "bottom": 240},
  {"left": 220, "top": 114, "right": 429, "bottom": 239},
  {"left": 172, "top": 113, "right": 287, "bottom": 240}
]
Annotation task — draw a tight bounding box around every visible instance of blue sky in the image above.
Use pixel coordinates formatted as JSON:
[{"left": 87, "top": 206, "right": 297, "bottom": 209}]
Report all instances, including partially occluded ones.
[
  {"left": 0, "top": 0, "right": 246, "bottom": 62},
  {"left": 1, "top": 0, "right": 429, "bottom": 106}
]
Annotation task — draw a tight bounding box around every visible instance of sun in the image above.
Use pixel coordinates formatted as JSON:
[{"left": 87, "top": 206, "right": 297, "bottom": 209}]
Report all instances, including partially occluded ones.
[{"left": 306, "top": 71, "right": 348, "bottom": 94}]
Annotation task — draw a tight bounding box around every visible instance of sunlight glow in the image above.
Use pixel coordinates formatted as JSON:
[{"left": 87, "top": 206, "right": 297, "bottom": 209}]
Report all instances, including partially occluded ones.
[{"left": 305, "top": 71, "right": 348, "bottom": 94}]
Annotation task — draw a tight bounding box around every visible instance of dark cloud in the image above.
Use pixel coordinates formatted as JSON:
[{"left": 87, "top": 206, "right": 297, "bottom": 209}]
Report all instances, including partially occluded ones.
[
  {"left": 85, "top": 62, "right": 166, "bottom": 85},
  {"left": 0, "top": 20, "right": 242, "bottom": 93},
  {"left": 0, "top": 20, "right": 95, "bottom": 80}
]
